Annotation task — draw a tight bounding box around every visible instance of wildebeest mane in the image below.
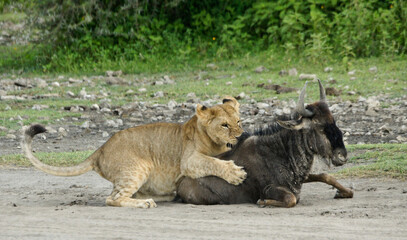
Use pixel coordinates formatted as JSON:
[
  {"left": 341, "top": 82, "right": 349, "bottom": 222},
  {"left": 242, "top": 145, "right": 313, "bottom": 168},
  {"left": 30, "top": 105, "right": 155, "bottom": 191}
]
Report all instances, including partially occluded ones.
[{"left": 222, "top": 114, "right": 292, "bottom": 158}]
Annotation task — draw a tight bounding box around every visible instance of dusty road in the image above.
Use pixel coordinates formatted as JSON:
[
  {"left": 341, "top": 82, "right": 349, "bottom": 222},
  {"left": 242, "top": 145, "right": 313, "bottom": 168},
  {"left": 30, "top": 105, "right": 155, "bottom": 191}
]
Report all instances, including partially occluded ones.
[{"left": 1, "top": 168, "right": 406, "bottom": 239}]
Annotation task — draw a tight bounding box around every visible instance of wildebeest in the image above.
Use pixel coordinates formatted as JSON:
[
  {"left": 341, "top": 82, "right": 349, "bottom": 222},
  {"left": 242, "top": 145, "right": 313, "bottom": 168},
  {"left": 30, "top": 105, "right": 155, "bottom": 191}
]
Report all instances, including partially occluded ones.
[{"left": 177, "top": 79, "right": 353, "bottom": 207}]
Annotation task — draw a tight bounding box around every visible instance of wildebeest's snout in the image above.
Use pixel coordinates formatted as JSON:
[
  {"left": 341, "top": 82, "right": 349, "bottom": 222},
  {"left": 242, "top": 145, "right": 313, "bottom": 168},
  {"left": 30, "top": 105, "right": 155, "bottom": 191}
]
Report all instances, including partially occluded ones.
[{"left": 332, "top": 148, "right": 348, "bottom": 166}]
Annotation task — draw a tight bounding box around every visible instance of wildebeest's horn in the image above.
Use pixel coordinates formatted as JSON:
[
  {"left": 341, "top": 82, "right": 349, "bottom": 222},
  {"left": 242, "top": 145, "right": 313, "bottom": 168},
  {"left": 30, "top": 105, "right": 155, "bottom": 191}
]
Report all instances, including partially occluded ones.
[
  {"left": 295, "top": 81, "right": 314, "bottom": 117},
  {"left": 318, "top": 79, "right": 326, "bottom": 103}
]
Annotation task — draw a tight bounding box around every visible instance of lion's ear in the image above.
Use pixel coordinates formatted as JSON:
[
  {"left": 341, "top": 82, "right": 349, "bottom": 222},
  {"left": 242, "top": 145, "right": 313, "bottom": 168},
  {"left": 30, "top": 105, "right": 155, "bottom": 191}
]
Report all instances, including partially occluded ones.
[
  {"left": 222, "top": 96, "right": 240, "bottom": 112},
  {"left": 196, "top": 104, "right": 211, "bottom": 120}
]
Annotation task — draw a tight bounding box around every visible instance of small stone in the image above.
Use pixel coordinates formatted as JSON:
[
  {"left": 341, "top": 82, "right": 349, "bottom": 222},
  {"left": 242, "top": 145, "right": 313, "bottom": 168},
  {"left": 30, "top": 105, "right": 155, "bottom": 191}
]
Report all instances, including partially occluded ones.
[
  {"left": 279, "top": 70, "right": 288, "bottom": 76},
  {"left": 6, "top": 134, "right": 16, "bottom": 139},
  {"left": 187, "top": 92, "right": 196, "bottom": 99},
  {"left": 113, "top": 70, "right": 123, "bottom": 77},
  {"left": 396, "top": 136, "right": 407, "bottom": 142},
  {"left": 116, "top": 119, "right": 123, "bottom": 126},
  {"left": 68, "top": 78, "right": 81, "bottom": 84},
  {"left": 366, "top": 97, "right": 380, "bottom": 108},
  {"left": 105, "top": 71, "right": 114, "bottom": 77},
  {"left": 102, "top": 131, "right": 109, "bottom": 138},
  {"left": 105, "top": 120, "right": 118, "bottom": 128},
  {"left": 348, "top": 70, "right": 356, "bottom": 76},
  {"left": 153, "top": 81, "right": 164, "bottom": 86},
  {"left": 237, "top": 92, "right": 246, "bottom": 99},
  {"left": 257, "top": 102, "right": 270, "bottom": 109},
  {"left": 206, "top": 63, "right": 218, "bottom": 70},
  {"left": 138, "top": 88, "right": 147, "bottom": 93},
  {"left": 0, "top": 90, "right": 6, "bottom": 96},
  {"left": 350, "top": 77, "right": 357, "bottom": 81},
  {"left": 154, "top": 91, "right": 164, "bottom": 98},
  {"left": 299, "top": 74, "right": 317, "bottom": 80},
  {"left": 79, "top": 88, "right": 87, "bottom": 99},
  {"left": 46, "top": 127, "right": 57, "bottom": 134},
  {"left": 80, "top": 121, "right": 90, "bottom": 129},
  {"left": 274, "top": 109, "right": 284, "bottom": 116},
  {"left": 168, "top": 100, "right": 177, "bottom": 110},
  {"left": 282, "top": 107, "right": 291, "bottom": 115},
  {"left": 358, "top": 96, "right": 367, "bottom": 102},
  {"left": 52, "top": 82, "right": 60, "bottom": 87},
  {"left": 32, "top": 104, "right": 49, "bottom": 110},
  {"left": 162, "top": 75, "right": 175, "bottom": 84},
  {"left": 226, "top": 81, "right": 232, "bottom": 86},
  {"left": 369, "top": 66, "right": 378, "bottom": 73},
  {"left": 255, "top": 66, "right": 267, "bottom": 73},
  {"left": 324, "top": 67, "right": 333, "bottom": 72},
  {"left": 35, "top": 78, "right": 48, "bottom": 88},
  {"left": 58, "top": 127, "right": 67, "bottom": 135},
  {"left": 100, "top": 108, "right": 111, "bottom": 113},
  {"left": 90, "top": 104, "right": 100, "bottom": 111},
  {"left": 66, "top": 91, "right": 75, "bottom": 97},
  {"left": 366, "top": 108, "right": 379, "bottom": 117},
  {"left": 125, "top": 89, "right": 134, "bottom": 95},
  {"left": 5, "top": 105, "right": 11, "bottom": 110},
  {"left": 288, "top": 68, "right": 298, "bottom": 76},
  {"left": 347, "top": 91, "right": 356, "bottom": 95}
]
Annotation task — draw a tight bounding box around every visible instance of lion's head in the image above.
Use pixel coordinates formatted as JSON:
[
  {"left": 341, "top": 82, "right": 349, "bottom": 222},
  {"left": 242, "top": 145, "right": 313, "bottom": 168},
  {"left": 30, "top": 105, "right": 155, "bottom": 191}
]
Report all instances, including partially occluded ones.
[{"left": 196, "top": 97, "right": 243, "bottom": 146}]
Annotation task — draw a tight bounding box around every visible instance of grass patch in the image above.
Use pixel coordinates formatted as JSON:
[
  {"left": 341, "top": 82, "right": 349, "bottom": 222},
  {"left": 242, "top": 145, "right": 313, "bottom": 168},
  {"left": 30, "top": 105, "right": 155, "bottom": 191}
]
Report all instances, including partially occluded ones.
[
  {"left": 0, "top": 12, "right": 26, "bottom": 23},
  {"left": 335, "top": 144, "right": 407, "bottom": 180},
  {"left": 0, "top": 151, "right": 94, "bottom": 167},
  {"left": 1, "top": 144, "right": 406, "bottom": 180},
  {"left": 0, "top": 52, "right": 406, "bottom": 132},
  {"left": 0, "top": 106, "right": 81, "bottom": 131}
]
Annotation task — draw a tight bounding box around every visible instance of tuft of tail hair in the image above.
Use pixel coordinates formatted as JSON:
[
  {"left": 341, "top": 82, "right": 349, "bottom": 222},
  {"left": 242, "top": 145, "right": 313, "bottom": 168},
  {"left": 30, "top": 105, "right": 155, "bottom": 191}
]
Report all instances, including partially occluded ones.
[{"left": 25, "top": 124, "right": 47, "bottom": 138}]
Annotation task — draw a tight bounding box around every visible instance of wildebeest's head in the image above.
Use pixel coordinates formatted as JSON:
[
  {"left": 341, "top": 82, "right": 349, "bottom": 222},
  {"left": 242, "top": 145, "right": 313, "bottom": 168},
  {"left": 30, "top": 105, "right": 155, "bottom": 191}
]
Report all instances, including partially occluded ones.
[{"left": 276, "top": 79, "right": 347, "bottom": 166}]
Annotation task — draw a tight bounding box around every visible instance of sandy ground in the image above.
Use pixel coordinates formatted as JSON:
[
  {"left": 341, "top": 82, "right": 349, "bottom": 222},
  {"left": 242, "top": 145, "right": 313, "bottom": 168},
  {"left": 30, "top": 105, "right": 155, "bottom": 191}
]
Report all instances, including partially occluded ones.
[{"left": 1, "top": 168, "right": 406, "bottom": 240}]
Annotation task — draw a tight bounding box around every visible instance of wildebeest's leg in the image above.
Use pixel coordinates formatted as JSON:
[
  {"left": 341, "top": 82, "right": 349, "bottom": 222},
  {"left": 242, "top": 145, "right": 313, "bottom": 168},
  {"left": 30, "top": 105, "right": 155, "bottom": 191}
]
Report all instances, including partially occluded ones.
[
  {"left": 305, "top": 173, "right": 353, "bottom": 198},
  {"left": 257, "top": 185, "right": 297, "bottom": 208}
]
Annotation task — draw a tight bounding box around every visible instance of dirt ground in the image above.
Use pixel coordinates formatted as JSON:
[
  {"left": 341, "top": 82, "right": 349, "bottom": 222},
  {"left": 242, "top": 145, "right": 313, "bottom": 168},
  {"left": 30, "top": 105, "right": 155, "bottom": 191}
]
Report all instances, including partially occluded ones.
[
  {"left": 1, "top": 95, "right": 406, "bottom": 239},
  {"left": 0, "top": 167, "right": 406, "bottom": 239}
]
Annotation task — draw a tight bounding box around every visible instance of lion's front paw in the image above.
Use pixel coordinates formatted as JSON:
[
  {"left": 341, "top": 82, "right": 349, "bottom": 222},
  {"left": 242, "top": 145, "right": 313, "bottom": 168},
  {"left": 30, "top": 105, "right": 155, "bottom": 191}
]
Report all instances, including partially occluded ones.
[{"left": 222, "top": 160, "right": 247, "bottom": 185}]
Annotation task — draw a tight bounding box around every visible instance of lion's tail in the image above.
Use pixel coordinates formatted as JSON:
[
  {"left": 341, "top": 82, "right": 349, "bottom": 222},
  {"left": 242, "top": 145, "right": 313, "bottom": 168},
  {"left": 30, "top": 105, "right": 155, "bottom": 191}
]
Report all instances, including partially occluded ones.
[{"left": 21, "top": 124, "right": 94, "bottom": 176}]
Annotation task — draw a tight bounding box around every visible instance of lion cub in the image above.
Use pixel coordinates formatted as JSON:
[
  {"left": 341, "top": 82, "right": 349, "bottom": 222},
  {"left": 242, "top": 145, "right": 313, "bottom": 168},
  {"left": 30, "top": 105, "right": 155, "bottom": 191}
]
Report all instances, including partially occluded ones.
[{"left": 22, "top": 97, "right": 246, "bottom": 208}]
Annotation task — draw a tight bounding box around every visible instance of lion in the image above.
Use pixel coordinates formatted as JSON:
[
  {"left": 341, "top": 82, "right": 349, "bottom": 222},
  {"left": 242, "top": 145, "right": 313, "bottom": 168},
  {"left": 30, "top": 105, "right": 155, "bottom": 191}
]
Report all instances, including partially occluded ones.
[{"left": 22, "top": 97, "right": 246, "bottom": 208}]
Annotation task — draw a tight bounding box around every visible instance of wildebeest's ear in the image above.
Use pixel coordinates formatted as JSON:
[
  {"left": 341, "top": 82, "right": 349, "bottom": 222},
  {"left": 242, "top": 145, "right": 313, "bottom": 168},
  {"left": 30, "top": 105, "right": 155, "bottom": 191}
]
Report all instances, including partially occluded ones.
[
  {"left": 196, "top": 104, "right": 211, "bottom": 120},
  {"left": 222, "top": 96, "right": 240, "bottom": 111},
  {"left": 277, "top": 118, "right": 311, "bottom": 130}
]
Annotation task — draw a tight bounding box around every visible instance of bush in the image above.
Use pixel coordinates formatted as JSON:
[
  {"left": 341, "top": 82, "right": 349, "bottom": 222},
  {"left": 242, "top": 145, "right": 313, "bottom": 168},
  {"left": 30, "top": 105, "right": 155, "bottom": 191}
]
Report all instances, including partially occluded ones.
[{"left": 2, "top": 0, "right": 406, "bottom": 73}]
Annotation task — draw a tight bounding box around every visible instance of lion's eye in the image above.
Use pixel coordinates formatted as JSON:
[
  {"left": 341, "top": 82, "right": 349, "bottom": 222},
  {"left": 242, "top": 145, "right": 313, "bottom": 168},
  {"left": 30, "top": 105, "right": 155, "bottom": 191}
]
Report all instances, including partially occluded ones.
[{"left": 222, "top": 123, "right": 229, "bottom": 128}]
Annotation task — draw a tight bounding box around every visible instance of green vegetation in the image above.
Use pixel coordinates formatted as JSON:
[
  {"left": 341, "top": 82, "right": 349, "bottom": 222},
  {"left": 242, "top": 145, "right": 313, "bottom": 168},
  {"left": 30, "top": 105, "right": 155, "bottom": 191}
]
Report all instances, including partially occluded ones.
[
  {"left": 1, "top": 0, "right": 406, "bottom": 73},
  {"left": 335, "top": 144, "right": 407, "bottom": 179},
  {"left": 0, "top": 150, "right": 94, "bottom": 167},
  {"left": 2, "top": 144, "right": 406, "bottom": 179},
  {"left": 0, "top": 11, "right": 25, "bottom": 22}
]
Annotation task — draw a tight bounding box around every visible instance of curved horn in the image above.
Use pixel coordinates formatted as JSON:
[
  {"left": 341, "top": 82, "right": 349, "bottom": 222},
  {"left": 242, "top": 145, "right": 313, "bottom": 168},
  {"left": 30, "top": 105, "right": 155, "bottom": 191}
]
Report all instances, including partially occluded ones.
[
  {"left": 318, "top": 78, "right": 326, "bottom": 103},
  {"left": 295, "top": 81, "right": 314, "bottom": 117}
]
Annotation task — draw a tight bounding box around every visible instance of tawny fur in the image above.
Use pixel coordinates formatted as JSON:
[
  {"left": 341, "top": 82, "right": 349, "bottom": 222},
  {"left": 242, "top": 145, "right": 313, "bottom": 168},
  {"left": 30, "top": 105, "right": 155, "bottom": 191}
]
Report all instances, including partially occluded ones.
[{"left": 22, "top": 97, "right": 246, "bottom": 208}]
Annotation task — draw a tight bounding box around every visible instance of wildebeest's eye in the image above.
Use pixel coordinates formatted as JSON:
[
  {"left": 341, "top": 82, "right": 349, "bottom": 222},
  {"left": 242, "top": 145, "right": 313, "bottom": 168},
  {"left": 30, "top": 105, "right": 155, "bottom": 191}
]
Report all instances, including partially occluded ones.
[{"left": 222, "top": 123, "right": 229, "bottom": 128}]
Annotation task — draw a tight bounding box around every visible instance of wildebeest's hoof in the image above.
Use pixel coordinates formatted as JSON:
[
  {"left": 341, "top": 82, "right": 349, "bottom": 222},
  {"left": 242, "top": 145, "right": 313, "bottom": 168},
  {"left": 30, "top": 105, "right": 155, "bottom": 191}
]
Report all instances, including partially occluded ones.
[
  {"left": 334, "top": 189, "right": 354, "bottom": 199},
  {"left": 256, "top": 199, "right": 266, "bottom": 208}
]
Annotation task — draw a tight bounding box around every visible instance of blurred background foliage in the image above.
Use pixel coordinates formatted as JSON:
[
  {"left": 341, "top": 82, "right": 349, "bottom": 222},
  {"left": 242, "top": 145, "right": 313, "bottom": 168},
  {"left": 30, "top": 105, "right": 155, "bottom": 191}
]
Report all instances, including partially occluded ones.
[{"left": 1, "top": 0, "right": 406, "bottom": 73}]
